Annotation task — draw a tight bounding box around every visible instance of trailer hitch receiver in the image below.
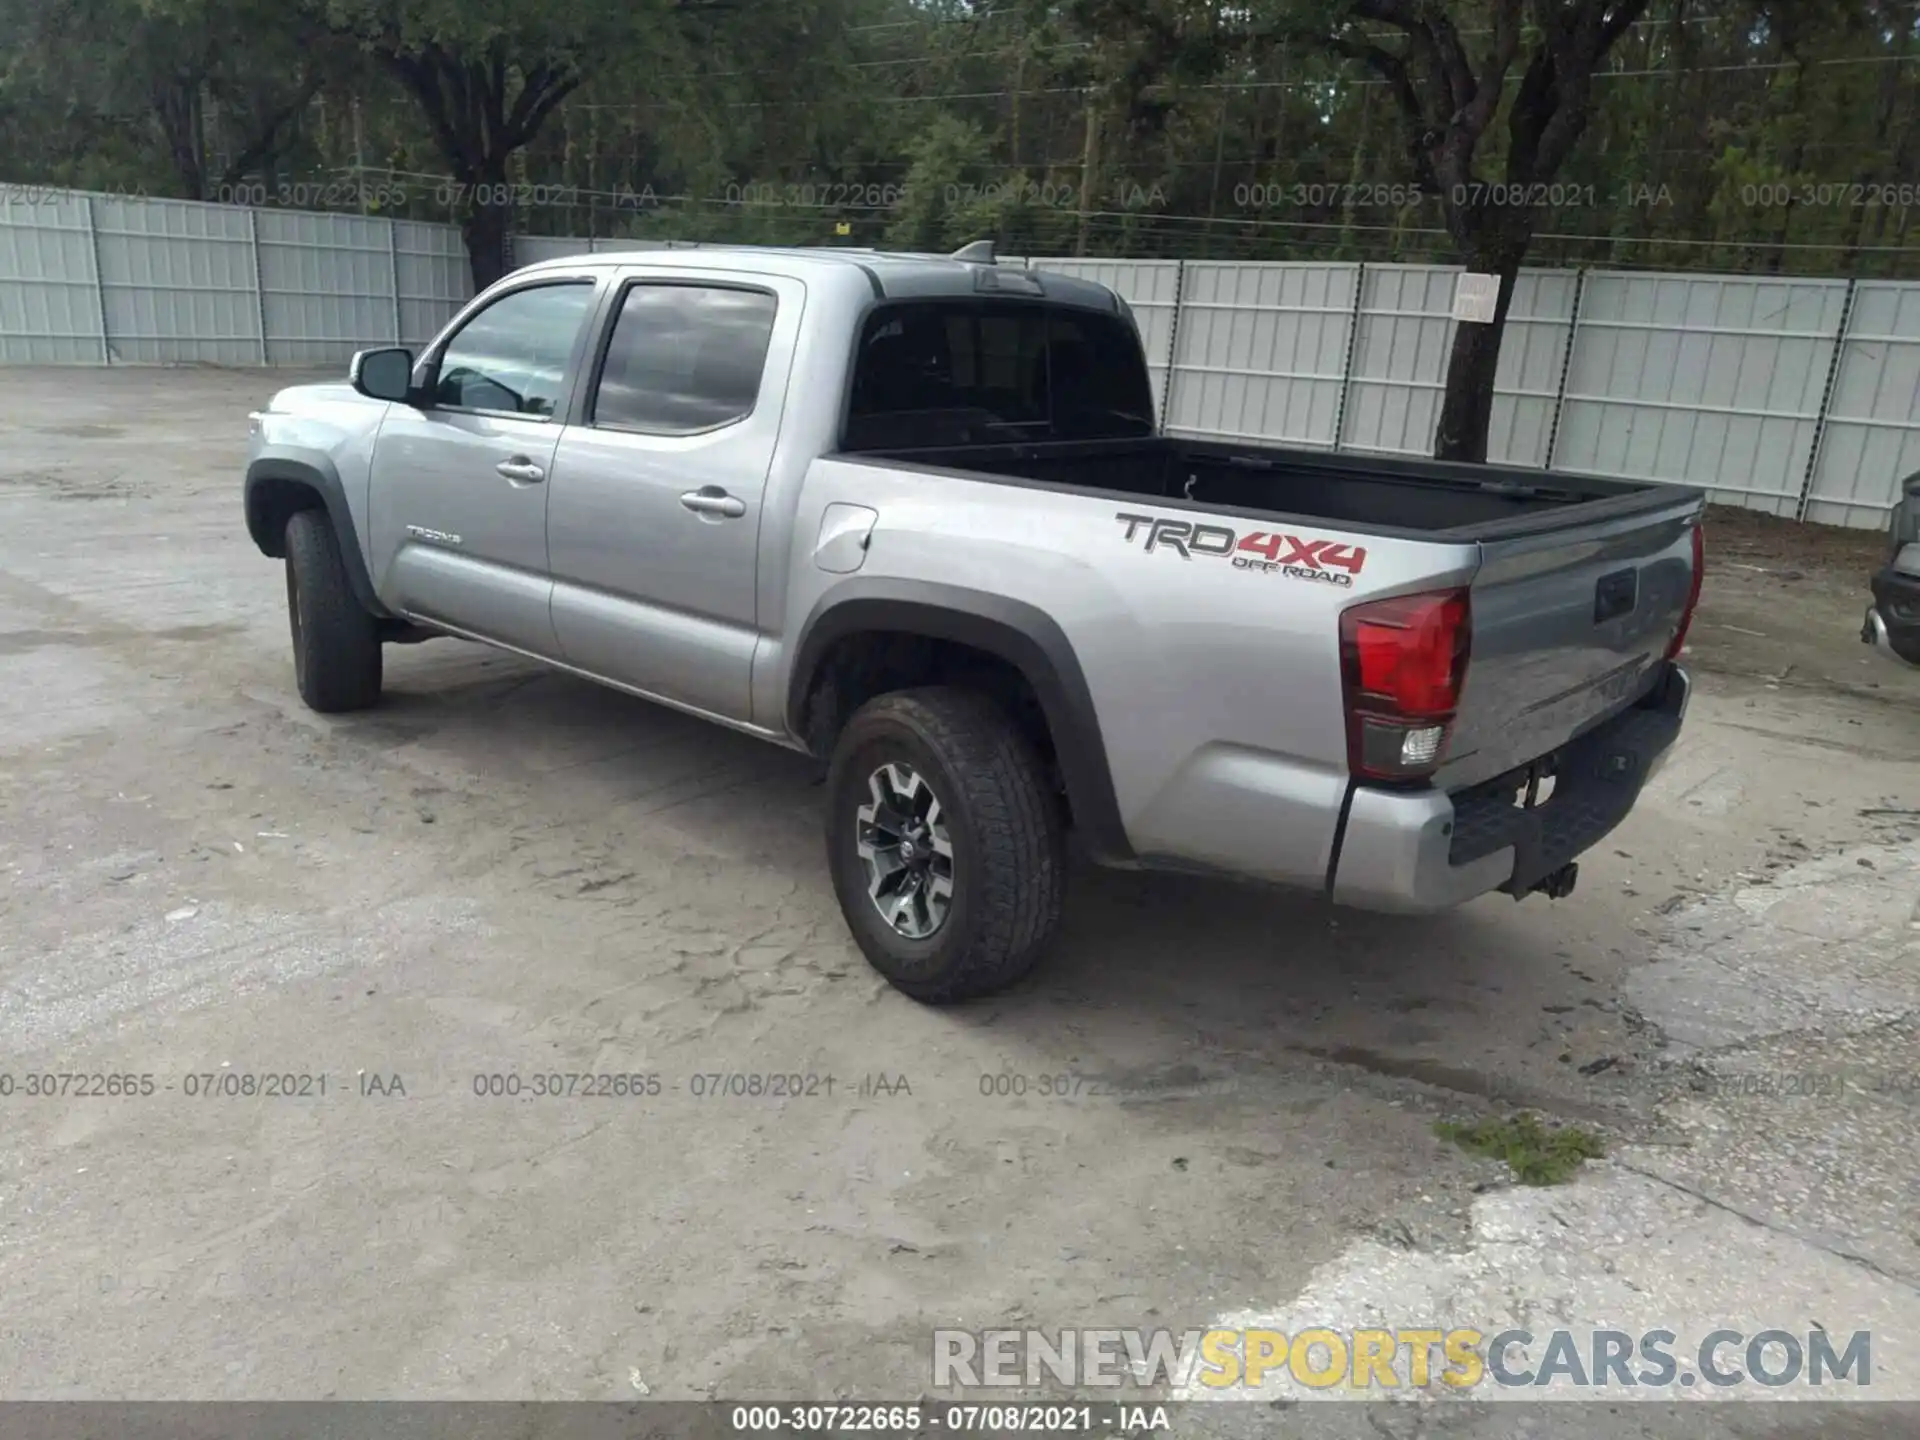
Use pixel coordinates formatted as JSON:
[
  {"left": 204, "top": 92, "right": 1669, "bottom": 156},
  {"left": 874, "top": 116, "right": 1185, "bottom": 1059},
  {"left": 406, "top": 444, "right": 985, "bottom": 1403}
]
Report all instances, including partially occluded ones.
[{"left": 1527, "top": 862, "right": 1580, "bottom": 901}]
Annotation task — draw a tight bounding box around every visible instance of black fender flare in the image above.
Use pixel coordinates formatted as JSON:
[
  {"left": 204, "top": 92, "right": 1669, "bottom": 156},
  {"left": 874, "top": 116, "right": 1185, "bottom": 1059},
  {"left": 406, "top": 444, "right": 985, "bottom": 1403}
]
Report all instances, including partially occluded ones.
[
  {"left": 245, "top": 453, "right": 391, "bottom": 618},
  {"left": 787, "top": 580, "right": 1133, "bottom": 865}
]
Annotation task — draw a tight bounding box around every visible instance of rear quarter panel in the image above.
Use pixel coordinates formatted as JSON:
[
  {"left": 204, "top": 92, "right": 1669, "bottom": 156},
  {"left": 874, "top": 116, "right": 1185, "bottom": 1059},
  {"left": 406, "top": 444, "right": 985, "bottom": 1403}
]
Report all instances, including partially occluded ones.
[{"left": 764, "top": 460, "right": 1477, "bottom": 887}]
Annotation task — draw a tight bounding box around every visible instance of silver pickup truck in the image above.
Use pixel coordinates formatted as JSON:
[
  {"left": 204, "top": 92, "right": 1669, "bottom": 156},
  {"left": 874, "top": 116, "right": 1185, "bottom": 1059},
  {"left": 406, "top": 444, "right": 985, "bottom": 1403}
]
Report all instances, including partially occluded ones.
[{"left": 245, "top": 242, "right": 1704, "bottom": 1002}]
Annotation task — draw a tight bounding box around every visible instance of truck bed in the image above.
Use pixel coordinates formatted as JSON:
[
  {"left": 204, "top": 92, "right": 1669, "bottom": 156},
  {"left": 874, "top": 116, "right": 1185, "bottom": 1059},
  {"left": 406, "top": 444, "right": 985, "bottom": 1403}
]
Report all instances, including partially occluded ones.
[
  {"left": 846, "top": 429, "right": 1704, "bottom": 804},
  {"left": 853, "top": 434, "right": 1682, "bottom": 539}
]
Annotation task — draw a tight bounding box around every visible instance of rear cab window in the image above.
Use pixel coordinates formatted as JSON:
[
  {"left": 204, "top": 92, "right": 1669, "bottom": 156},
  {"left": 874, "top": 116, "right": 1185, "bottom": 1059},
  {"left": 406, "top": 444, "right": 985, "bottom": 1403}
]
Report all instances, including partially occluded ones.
[{"left": 842, "top": 300, "right": 1155, "bottom": 451}]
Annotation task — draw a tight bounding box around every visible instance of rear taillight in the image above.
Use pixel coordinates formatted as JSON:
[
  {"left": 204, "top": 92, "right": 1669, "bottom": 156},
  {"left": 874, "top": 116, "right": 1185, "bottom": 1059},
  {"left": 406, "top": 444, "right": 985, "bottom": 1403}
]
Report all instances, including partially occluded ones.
[
  {"left": 1665, "top": 522, "right": 1705, "bottom": 661},
  {"left": 1339, "top": 588, "right": 1471, "bottom": 783}
]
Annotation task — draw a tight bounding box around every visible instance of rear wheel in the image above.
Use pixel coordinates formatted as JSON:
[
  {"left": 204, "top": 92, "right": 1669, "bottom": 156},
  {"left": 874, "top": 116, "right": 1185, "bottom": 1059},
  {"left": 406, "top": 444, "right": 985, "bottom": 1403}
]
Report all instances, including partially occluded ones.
[
  {"left": 826, "top": 687, "right": 1065, "bottom": 1003},
  {"left": 285, "top": 508, "right": 382, "bottom": 712}
]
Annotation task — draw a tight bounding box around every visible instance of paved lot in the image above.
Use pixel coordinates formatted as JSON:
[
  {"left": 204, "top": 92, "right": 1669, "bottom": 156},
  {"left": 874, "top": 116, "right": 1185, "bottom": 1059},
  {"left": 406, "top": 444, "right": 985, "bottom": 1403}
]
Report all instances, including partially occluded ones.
[{"left": 2, "top": 367, "right": 1919, "bottom": 1431}]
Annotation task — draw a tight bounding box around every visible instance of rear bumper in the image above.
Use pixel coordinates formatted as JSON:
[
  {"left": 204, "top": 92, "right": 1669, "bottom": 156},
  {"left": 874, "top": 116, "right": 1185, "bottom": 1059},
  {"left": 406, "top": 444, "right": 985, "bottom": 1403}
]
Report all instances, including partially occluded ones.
[{"left": 1327, "top": 663, "right": 1690, "bottom": 914}]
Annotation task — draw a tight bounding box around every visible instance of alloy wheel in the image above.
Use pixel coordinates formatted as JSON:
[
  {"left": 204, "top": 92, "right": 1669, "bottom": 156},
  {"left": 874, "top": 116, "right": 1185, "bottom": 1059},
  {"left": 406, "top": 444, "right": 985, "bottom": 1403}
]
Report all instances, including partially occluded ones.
[{"left": 855, "top": 762, "right": 955, "bottom": 939}]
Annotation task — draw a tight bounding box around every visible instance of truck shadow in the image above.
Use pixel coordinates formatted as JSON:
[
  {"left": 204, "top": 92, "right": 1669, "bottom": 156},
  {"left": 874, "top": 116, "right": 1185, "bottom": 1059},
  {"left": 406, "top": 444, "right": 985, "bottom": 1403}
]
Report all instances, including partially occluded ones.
[
  {"left": 368, "top": 646, "right": 1651, "bottom": 1121},
  {"left": 1004, "top": 860, "right": 1638, "bottom": 1120}
]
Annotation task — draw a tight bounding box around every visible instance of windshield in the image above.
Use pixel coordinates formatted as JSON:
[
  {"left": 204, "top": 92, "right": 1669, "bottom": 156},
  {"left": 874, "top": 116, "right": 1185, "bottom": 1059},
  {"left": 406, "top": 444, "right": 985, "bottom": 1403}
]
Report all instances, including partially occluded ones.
[{"left": 842, "top": 299, "right": 1156, "bottom": 451}]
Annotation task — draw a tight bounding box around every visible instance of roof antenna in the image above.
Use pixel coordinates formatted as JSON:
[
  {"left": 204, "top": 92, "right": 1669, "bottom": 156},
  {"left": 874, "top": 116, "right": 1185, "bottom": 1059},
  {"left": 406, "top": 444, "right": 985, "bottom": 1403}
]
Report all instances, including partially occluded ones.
[{"left": 950, "top": 239, "right": 996, "bottom": 264}]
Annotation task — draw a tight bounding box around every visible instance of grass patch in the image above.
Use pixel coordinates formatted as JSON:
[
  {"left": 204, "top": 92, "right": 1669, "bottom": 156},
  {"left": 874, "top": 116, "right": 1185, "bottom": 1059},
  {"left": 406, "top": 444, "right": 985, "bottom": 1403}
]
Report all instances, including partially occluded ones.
[{"left": 1434, "top": 1113, "right": 1606, "bottom": 1186}]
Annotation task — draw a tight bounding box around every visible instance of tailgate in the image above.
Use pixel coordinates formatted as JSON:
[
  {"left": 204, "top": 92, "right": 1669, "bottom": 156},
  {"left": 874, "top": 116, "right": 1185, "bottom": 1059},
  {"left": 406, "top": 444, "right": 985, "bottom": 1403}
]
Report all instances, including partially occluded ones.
[{"left": 1436, "top": 493, "right": 1703, "bottom": 792}]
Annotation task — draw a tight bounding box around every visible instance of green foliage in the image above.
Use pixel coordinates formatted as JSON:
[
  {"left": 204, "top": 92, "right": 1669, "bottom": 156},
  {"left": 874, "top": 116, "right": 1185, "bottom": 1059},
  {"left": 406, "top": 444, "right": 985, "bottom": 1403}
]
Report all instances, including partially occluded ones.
[
  {"left": 311, "top": 0, "right": 654, "bottom": 65},
  {"left": 1435, "top": 1114, "right": 1607, "bottom": 1187},
  {"left": 0, "top": 0, "right": 1913, "bottom": 279},
  {"left": 0, "top": 0, "right": 334, "bottom": 197},
  {"left": 884, "top": 114, "right": 997, "bottom": 251},
  {"left": 3, "top": 0, "right": 1907, "bottom": 455}
]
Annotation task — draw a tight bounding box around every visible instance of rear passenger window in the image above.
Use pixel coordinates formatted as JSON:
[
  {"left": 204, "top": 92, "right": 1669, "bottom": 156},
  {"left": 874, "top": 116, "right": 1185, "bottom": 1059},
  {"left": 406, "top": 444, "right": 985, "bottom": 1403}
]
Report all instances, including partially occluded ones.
[{"left": 591, "top": 284, "right": 778, "bottom": 434}]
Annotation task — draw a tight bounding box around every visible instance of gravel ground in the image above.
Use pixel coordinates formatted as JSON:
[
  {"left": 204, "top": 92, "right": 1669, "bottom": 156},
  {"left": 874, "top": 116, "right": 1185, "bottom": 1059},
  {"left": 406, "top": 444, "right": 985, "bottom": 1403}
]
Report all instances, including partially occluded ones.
[{"left": 1, "top": 367, "right": 1917, "bottom": 1435}]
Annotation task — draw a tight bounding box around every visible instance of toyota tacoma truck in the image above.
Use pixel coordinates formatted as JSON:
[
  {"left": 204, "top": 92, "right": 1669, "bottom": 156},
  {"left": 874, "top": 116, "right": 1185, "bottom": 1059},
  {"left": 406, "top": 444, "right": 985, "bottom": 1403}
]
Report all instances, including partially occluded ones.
[{"left": 244, "top": 242, "right": 1704, "bottom": 1003}]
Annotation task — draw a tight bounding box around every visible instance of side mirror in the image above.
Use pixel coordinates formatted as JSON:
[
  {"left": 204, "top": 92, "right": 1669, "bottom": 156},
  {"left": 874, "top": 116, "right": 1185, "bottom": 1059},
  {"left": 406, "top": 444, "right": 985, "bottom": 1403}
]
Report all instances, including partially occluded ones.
[{"left": 350, "top": 347, "right": 415, "bottom": 403}]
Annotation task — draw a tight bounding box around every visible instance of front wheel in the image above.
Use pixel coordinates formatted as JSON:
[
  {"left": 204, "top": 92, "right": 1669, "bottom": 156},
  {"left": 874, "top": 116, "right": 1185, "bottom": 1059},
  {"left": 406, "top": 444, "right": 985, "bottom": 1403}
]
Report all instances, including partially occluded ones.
[
  {"left": 284, "top": 508, "right": 382, "bottom": 712},
  {"left": 826, "top": 687, "right": 1066, "bottom": 1003}
]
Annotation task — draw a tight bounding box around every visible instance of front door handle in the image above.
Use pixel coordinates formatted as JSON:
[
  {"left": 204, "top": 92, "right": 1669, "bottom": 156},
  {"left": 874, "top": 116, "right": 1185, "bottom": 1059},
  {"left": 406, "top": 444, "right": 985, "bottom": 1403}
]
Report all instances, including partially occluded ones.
[
  {"left": 680, "top": 487, "right": 747, "bottom": 519},
  {"left": 496, "top": 457, "right": 545, "bottom": 484}
]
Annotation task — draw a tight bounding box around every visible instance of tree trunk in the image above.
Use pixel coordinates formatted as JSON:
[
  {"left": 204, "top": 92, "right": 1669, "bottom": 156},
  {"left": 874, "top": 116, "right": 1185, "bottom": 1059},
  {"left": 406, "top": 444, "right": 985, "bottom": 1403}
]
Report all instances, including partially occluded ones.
[
  {"left": 1765, "top": 63, "right": 1810, "bottom": 275},
  {"left": 1010, "top": 45, "right": 1024, "bottom": 170},
  {"left": 1277, "top": 0, "right": 1650, "bottom": 461},
  {"left": 463, "top": 189, "right": 513, "bottom": 292},
  {"left": 155, "top": 78, "right": 209, "bottom": 200},
  {"left": 1206, "top": 94, "right": 1225, "bottom": 218},
  {"left": 1074, "top": 94, "right": 1100, "bottom": 257},
  {"left": 374, "top": 49, "right": 580, "bottom": 295},
  {"left": 1434, "top": 246, "right": 1523, "bottom": 464},
  {"left": 1341, "top": 84, "right": 1375, "bottom": 259}
]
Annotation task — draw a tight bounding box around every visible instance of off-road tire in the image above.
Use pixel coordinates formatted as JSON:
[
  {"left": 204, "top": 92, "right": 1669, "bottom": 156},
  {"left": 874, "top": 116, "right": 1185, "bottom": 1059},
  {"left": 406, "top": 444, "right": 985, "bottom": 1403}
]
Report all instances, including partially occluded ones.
[
  {"left": 826, "top": 687, "right": 1066, "bottom": 1003},
  {"left": 285, "top": 508, "right": 382, "bottom": 713}
]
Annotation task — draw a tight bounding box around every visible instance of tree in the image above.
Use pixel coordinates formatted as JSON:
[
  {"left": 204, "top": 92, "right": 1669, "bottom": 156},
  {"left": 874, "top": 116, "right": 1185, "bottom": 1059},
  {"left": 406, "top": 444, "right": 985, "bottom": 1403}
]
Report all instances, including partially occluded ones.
[
  {"left": 1262, "top": 0, "right": 1654, "bottom": 462},
  {"left": 3, "top": 0, "right": 330, "bottom": 200},
  {"left": 311, "top": 0, "right": 747, "bottom": 288},
  {"left": 4, "top": 0, "right": 1912, "bottom": 293}
]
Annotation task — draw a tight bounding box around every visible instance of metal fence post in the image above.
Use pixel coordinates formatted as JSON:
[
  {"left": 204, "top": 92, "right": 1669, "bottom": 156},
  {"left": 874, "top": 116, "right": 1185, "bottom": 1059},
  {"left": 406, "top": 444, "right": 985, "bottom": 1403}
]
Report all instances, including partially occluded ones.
[
  {"left": 82, "top": 194, "right": 111, "bottom": 364},
  {"left": 386, "top": 218, "right": 404, "bottom": 344},
  {"left": 1331, "top": 262, "right": 1366, "bottom": 452},
  {"left": 246, "top": 207, "right": 269, "bottom": 364},
  {"left": 1544, "top": 268, "right": 1587, "bottom": 472},
  {"left": 1159, "top": 257, "right": 1186, "bottom": 431},
  {"left": 1795, "top": 277, "right": 1858, "bottom": 523}
]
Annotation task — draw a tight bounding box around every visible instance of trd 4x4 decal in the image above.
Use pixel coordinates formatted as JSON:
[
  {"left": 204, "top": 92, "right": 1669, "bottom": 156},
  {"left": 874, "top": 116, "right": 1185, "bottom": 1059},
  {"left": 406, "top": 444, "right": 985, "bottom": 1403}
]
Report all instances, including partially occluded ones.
[{"left": 1115, "top": 512, "right": 1367, "bottom": 588}]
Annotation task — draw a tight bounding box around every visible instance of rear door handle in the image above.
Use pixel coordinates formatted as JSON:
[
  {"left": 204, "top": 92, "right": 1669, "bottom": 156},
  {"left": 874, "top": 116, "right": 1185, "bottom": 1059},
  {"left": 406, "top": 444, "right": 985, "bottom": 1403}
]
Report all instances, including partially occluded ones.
[
  {"left": 496, "top": 457, "right": 545, "bottom": 484},
  {"left": 680, "top": 487, "right": 746, "bottom": 519}
]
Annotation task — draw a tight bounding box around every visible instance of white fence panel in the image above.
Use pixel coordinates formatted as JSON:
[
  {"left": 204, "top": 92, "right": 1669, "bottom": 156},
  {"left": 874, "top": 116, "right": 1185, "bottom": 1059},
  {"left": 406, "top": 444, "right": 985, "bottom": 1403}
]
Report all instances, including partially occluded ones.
[
  {"left": 394, "top": 220, "right": 470, "bottom": 349},
  {"left": 6, "top": 191, "right": 1916, "bottom": 530},
  {"left": 257, "top": 209, "right": 397, "bottom": 364},
  {"left": 0, "top": 194, "right": 104, "bottom": 363},
  {"left": 92, "top": 195, "right": 261, "bottom": 364},
  {"left": 1802, "top": 281, "right": 1920, "bottom": 529},
  {"left": 1028, "top": 258, "right": 1181, "bottom": 417},
  {"left": 1340, "top": 265, "right": 1458, "bottom": 455},
  {"left": 1553, "top": 272, "right": 1848, "bottom": 517},
  {"left": 1490, "top": 270, "right": 1580, "bottom": 468},
  {"left": 1161, "top": 261, "right": 1357, "bottom": 447}
]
